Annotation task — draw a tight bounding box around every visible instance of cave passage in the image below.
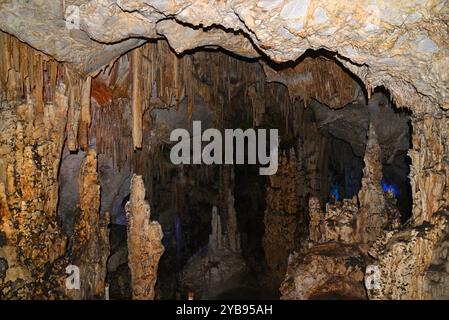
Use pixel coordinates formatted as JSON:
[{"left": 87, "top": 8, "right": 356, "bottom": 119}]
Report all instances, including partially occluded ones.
[
  {"left": 83, "top": 43, "right": 414, "bottom": 299},
  {"left": 4, "top": 28, "right": 441, "bottom": 301},
  {"left": 1, "top": 1, "right": 449, "bottom": 302}
]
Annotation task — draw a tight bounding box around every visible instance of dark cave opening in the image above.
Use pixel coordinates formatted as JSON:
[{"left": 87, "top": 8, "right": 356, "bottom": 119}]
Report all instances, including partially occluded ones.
[
  {"left": 382, "top": 152, "right": 413, "bottom": 222},
  {"left": 107, "top": 223, "right": 131, "bottom": 299},
  {"left": 325, "top": 134, "right": 413, "bottom": 222},
  {"left": 310, "top": 86, "right": 414, "bottom": 223}
]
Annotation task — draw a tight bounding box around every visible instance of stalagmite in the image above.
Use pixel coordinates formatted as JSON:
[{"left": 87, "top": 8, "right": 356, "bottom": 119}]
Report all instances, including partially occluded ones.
[
  {"left": 126, "top": 174, "right": 164, "bottom": 300},
  {"left": 181, "top": 205, "right": 246, "bottom": 299},
  {"left": 307, "top": 196, "right": 359, "bottom": 244},
  {"left": 356, "top": 124, "right": 388, "bottom": 245},
  {"left": 209, "top": 206, "right": 222, "bottom": 252},
  {"left": 70, "top": 149, "right": 109, "bottom": 299},
  {"left": 281, "top": 124, "right": 401, "bottom": 299},
  {"left": 263, "top": 149, "right": 303, "bottom": 280},
  {"left": 226, "top": 189, "right": 240, "bottom": 253}
]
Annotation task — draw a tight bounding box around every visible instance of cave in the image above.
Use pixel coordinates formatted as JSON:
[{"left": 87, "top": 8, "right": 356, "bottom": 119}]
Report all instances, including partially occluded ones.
[{"left": 0, "top": 1, "right": 448, "bottom": 301}]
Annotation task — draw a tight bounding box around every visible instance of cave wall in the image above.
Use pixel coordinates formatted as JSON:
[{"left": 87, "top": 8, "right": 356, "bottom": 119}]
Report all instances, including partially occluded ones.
[
  {"left": 410, "top": 109, "right": 449, "bottom": 225},
  {"left": 0, "top": 34, "right": 68, "bottom": 298},
  {"left": 361, "top": 106, "right": 449, "bottom": 300}
]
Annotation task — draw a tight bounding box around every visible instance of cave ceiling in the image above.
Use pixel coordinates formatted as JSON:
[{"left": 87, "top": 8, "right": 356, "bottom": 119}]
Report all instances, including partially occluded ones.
[{"left": 0, "top": 0, "right": 448, "bottom": 112}]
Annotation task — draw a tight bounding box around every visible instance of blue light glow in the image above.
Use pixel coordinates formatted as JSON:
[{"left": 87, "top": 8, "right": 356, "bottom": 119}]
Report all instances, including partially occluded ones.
[
  {"left": 330, "top": 183, "right": 340, "bottom": 201},
  {"left": 381, "top": 179, "right": 399, "bottom": 197}
]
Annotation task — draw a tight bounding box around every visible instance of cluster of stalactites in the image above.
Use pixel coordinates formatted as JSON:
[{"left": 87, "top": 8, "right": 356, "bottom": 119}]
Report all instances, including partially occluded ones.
[
  {"left": 0, "top": 32, "right": 64, "bottom": 107},
  {"left": 0, "top": 32, "right": 94, "bottom": 153},
  {"left": 92, "top": 39, "right": 271, "bottom": 171}
]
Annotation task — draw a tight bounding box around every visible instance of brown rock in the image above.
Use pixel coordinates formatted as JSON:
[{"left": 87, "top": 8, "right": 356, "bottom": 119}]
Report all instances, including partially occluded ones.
[
  {"left": 126, "top": 174, "right": 164, "bottom": 300},
  {"left": 70, "top": 149, "right": 109, "bottom": 300},
  {"left": 280, "top": 243, "right": 367, "bottom": 300}
]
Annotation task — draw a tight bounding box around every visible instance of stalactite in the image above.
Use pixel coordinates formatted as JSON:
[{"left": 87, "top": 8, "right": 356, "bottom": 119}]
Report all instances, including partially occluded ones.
[
  {"left": 34, "top": 54, "right": 44, "bottom": 114},
  {"left": 79, "top": 76, "right": 92, "bottom": 150},
  {"left": 126, "top": 175, "right": 164, "bottom": 300},
  {"left": 0, "top": 32, "right": 61, "bottom": 105},
  {"left": 186, "top": 56, "right": 195, "bottom": 119},
  {"left": 66, "top": 69, "right": 80, "bottom": 152},
  {"left": 101, "top": 38, "right": 273, "bottom": 176},
  {"left": 90, "top": 39, "right": 274, "bottom": 191},
  {"left": 262, "top": 57, "right": 362, "bottom": 109},
  {"left": 94, "top": 97, "right": 132, "bottom": 171},
  {"left": 131, "top": 49, "right": 142, "bottom": 149},
  {"left": 301, "top": 110, "right": 331, "bottom": 204}
]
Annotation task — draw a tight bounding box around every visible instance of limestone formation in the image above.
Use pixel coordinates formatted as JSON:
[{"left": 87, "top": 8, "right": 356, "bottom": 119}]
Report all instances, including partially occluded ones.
[
  {"left": 366, "top": 210, "right": 449, "bottom": 300},
  {"left": 409, "top": 114, "right": 449, "bottom": 225},
  {"left": 309, "top": 92, "right": 411, "bottom": 160},
  {"left": 181, "top": 206, "right": 246, "bottom": 299},
  {"left": 209, "top": 206, "right": 223, "bottom": 253},
  {"left": 70, "top": 149, "right": 110, "bottom": 300},
  {"left": 126, "top": 174, "right": 164, "bottom": 300},
  {"left": 263, "top": 149, "right": 304, "bottom": 280},
  {"left": 226, "top": 190, "right": 241, "bottom": 253},
  {"left": 356, "top": 124, "right": 389, "bottom": 244},
  {"left": 281, "top": 124, "right": 401, "bottom": 299},
  {"left": 262, "top": 57, "right": 362, "bottom": 108},
  {"left": 307, "top": 125, "right": 399, "bottom": 246},
  {"left": 281, "top": 243, "right": 367, "bottom": 300},
  {"left": 308, "top": 197, "right": 359, "bottom": 244},
  {"left": 0, "top": 38, "right": 68, "bottom": 297}
]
